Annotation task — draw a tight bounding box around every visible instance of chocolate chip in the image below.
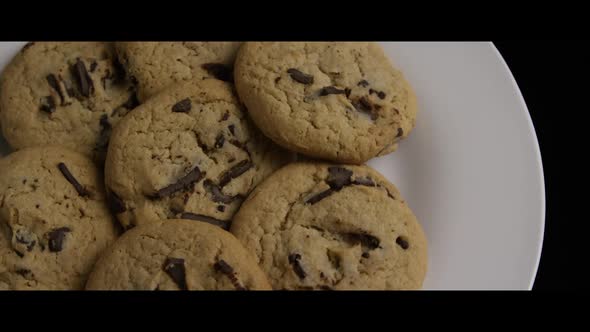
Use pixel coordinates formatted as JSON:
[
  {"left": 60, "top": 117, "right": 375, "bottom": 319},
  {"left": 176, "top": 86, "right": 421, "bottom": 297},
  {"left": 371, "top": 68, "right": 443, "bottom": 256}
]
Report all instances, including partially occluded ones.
[
  {"left": 152, "top": 165, "right": 204, "bottom": 199},
  {"left": 397, "top": 128, "right": 404, "bottom": 138},
  {"left": 345, "top": 88, "right": 351, "bottom": 98},
  {"left": 288, "top": 253, "right": 307, "bottom": 279},
  {"left": 46, "top": 74, "right": 65, "bottom": 104},
  {"left": 217, "top": 205, "right": 225, "bottom": 212},
  {"left": 14, "top": 251, "right": 24, "bottom": 258},
  {"left": 106, "top": 188, "right": 126, "bottom": 214},
  {"left": 163, "top": 257, "right": 188, "bottom": 290},
  {"left": 358, "top": 80, "right": 369, "bottom": 87},
  {"left": 319, "top": 86, "right": 346, "bottom": 96},
  {"left": 218, "top": 160, "right": 253, "bottom": 187},
  {"left": 287, "top": 69, "right": 314, "bottom": 85},
  {"left": 228, "top": 125, "right": 236, "bottom": 136},
  {"left": 396, "top": 236, "right": 409, "bottom": 250},
  {"left": 16, "top": 269, "right": 32, "bottom": 277},
  {"left": 112, "top": 57, "right": 127, "bottom": 83},
  {"left": 172, "top": 98, "right": 191, "bottom": 113},
  {"left": 352, "top": 97, "right": 378, "bottom": 120},
  {"left": 326, "top": 167, "right": 353, "bottom": 190},
  {"left": 40, "top": 96, "right": 56, "bottom": 114},
  {"left": 221, "top": 112, "right": 230, "bottom": 121},
  {"left": 89, "top": 61, "right": 98, "bottom": 72},
  {"left": 71, "top": 59, "right": 94, "bottom": 98},
  {"left": 57, "top": 163, "right": 90, "bottom": 197},
  {"left": 352, "top": 177, "right": 376, "bottom": 187},
  {"left": 361, "top": 252, "right": 370, "bottom": 258},
  {"left": 203, "top": 180, "right": 238, "bottom": 204},
  {"left": 214, "top": 260, "right": 246, "bottom": 290},
  {"left": 121, "top": 92, "right": 139, "bottom": 110},
  {"left": 369, "top": 89, "right": 386, "bottom": 100},
  {"left": 305, "top": 189, "right": 334, "bottom": 205},
  {"left": 214, "top": 134, "right": 225, "bottom": 149},
  {"left": 179, "top": 212, "right": 229, "bottom": 230},
  {"left": 47, "top": 227, "right": 71, "bottom": 252},
  {"left": 201, "top": 63, "right": 233, "bottom": 82},
  {"left": 275, "top": 77, "right": 281, "bottom": 83},
  {"left": 344, "top": 233, "right": 381, "bottom": 250}
]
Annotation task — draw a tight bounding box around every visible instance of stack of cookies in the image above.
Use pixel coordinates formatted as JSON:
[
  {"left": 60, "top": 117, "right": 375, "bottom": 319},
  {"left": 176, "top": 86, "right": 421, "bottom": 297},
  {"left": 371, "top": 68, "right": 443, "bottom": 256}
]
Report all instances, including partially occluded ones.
[{"left": 0, "top": 42, "right": 427, "bottom": 290}]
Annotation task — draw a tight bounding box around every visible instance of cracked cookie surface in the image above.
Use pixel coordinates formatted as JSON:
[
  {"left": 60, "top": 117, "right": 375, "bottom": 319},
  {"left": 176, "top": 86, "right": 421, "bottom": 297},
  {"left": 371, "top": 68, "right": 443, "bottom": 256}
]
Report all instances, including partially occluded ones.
[
  {"left": 115, "top": 42, "right": 242, "bottom": 102},
  {"left": 0, "top": 146, "right": 118, "bottom": 290},
  {"left": 105, "top": 78, "right": 292, "bottom": 231},
  {"left": 234, "top": 42, "right": 417, "bottom": 164},
  {"left": 0, "top": 42, "right": 138, "bottom": 162},
  {"left": 230, "top": 162, "right": 427, "bottom": 290},
  {"left": 85, "top": 219, "right": 271, "bottom": 290}
]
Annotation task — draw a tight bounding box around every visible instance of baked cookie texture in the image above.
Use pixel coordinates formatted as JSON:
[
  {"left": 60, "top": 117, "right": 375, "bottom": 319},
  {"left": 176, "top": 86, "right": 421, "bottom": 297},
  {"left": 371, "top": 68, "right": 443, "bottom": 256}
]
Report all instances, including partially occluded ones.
[
  {"left": 234, "top": 42, "right": 417, "bottom": 164},
  {"left": 0, "top": 42, "right": 138, "bottom": 162},
  {"left": 115, "top": 42, "right": 242, "bottom": 102},
  {"left": 231, "top": 162, "right": 427, "bottom": 290},
  {"left": 0, "top": 146, "right": 118, "bottom": 290},
  {"left": 105, "top": 78, "right": 292, "bottom": 231},
  {"left": 86, "top": 219, "right": 271, "bottom": 290}
]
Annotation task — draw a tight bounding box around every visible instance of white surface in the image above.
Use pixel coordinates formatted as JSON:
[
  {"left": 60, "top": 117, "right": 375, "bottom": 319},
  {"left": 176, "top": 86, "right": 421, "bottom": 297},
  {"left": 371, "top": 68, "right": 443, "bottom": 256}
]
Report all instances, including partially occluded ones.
[{"left": 0, "top": 42, "right": 545, "bottom": 290}]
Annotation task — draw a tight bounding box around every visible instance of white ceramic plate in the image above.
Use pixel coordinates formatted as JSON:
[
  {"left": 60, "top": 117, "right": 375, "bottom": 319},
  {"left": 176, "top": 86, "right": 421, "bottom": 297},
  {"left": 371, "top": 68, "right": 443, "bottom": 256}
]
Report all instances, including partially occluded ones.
[{"left": 0, "top": 42, "right": 545, "bottom": 290}]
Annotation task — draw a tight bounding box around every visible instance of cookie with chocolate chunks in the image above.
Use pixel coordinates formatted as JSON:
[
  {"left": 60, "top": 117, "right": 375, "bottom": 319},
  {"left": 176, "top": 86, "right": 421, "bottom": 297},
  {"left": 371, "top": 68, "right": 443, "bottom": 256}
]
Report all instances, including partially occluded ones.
[
  {"left": 0, "top": 146, "right": 118, "bottom": 290},
  {"left": 0, "top": 42, "right": 138, "bottom": 163},
  {"left": 115, "top": 42, "right": 242, "bottom": 102},
  {"left": 85, "top": 219, "right": 271, "bottom": 290},
  {"left": 230, "top": 162, "right": 428, "bottom": 290},
  {"left": 234, "top": 42, "right": 418, "bottom": 164},
  {"left": 104, "top": 78, "right": 292, "bottom": 231}
]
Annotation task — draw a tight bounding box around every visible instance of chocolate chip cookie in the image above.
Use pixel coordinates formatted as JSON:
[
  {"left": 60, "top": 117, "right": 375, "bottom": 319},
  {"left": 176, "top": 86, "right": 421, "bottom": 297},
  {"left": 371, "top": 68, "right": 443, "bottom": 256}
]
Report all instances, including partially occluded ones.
[
  {"left": 230, "top": 162, "right": 428, "bottom": 290},
  {"left": 234, "top": 42, "right": 417, "bottom": 164},
  {"left": 85, "top": 219, "right": 271, "bottom": 290},
  {"left": 0, "top": 146, "right": 119, "bottom": 290},
  {"left": 115, "top": 42, "right": 242, "bottom": 102},
  {"left": 0, "top": 42, "right": 138, "bottom": 162},
  {"left": 104, "top": 78, "right": 292, "bottom": 231}
]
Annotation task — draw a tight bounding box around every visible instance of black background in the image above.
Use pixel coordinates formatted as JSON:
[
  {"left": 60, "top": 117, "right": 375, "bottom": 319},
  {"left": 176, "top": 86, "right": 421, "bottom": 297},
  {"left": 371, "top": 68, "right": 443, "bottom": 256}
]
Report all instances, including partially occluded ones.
[{"left": 494, "top": 41, "right": 587, "bottom": 290}]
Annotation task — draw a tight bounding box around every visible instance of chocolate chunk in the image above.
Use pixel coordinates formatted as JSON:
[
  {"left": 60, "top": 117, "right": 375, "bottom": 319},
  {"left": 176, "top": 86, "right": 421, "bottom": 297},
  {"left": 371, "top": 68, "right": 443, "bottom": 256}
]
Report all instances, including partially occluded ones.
[
  {"left": 221, "top": 112, "right": 230, "bottom": 121},
  {"left": 203, "top": 180, "right": 237, "bottom": 204},
  {"left": 40, "top": 96, "right": 56, "bottom": 114},
  {"left": 46, "top": 74, "right": 65, "bottom": 104},
  {"left": 89, "top": 61, "right": 98, "bottom": 72},
  {"left": 319, "top": 86, "right": 346, "bottom": 96},
  {"left": 358, "top": 80, "right": 369, "bottom": 87},
  {"left": 180, "top": 212, "right": 229, "bottom": 230},
  {"left": 288, "top": 253, "right": 307, "bottom": 279},
  {"left": 214, "top": 134, "right": 225, "bottom": 149},
  {"left": 152, "top": 165, "right": 204, "bottom": 198},
  {"left": 106, "top": 188, "right": 126, "bottom": 214},
  {"left": 352, "top": 177, "right": 376, "bottom": 187},
  {"left": 122, "top": 92, "right": 140, "bottom": 110},
  {"left": 326, "top": 167, "right": 353, "bottom": 190},
  {"left": 228, "top": 125, "right": 236, "bottom": 136},
  {"left": 218, "top": 160, "right": 253, "bottom": 187},
  {"left": 287, "top": 69, "right": 314, "bottom": 85},
  {"left": 396, "top": 236, "right": 409, "bottom": 250},
  {"left": 201, "top": 63, "right": 233, "bottom": 82},
  {"left": 397, "top": 128, "right": 404, "bottom": 138},
  {"left": 96, "top": 114, "right": 112, "bottom": 150},
  {"left": 72, "top": 59, "right": 94, "bottom": 97},
  {"left": 345, "top": 233, "right": 381, "bottom": 250},
  {"left": 214, "top": 260, "right": 246, "bottom": 290},
  {"left": 163, "top": 257, "right": 188, "bottom": 290},
  {"left": 305, "top": 189, "right": 334, "bottom": 205},
  {"left": 172, "top": 98, "right": 191, "bottom": 113},
  {"left": 47, "top": 227, "right": 71, "bottom": 252},
  {"left": 57, "top": 163, "right": 90, "bottom": 197}
]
